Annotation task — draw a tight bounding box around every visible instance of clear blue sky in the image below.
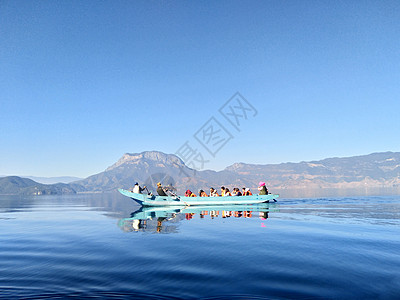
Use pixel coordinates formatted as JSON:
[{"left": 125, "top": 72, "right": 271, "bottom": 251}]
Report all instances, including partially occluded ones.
[{"left": 1, "top": 0, "right": 399, "bottom": 177}]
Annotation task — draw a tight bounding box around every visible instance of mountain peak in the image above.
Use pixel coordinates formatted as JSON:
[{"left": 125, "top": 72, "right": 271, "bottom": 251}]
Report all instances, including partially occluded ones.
[
  {"left": 225, "top": 162, "right": 248, "bottom": 171},
  {"left": 105, "top": 151, "right": 184, "bottom": 171}
]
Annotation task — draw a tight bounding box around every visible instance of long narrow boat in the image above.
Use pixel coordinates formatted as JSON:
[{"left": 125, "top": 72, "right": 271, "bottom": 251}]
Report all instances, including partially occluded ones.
[{"left": 118, "top": 188, "right": 279, "bottom": 206}]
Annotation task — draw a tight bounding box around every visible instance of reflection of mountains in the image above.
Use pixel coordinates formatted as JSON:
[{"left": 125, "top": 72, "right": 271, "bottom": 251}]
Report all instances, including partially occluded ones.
[
  {"left": 118, "top": 203, "right": 279, "bottom": 233},
  {"left": 0, "top": 195, "right": 36, "bottom": 213}
]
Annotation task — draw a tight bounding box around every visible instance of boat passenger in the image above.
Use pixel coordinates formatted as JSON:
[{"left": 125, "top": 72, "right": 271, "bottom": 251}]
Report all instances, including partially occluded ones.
[
  {"left": 244, "top": 188, "right": 253, "bottom": 196},
  {"left": 132, "top": 182, "right": 146, "bottom": 194},
  {"left": 210, "top": 188, "right": 219, "bottom": 197},
  {"left": 258, "top": 181, "right": 269, "bottom": 195},
  {"left": 242, "top": 188, "right": 246, "bottom": 195},
  {"left": 232, "top": 188, "right": 242, "bottom": 196},
  {"left": 199, "top": 189, "right": 208, "bottom": 197},
  {"left": 224, "top": 188, "right": 232, "bottom": 196},
  {"left": 220, "top": 186, "right": 226, "bottom": 196},
  {"left": 185, "top": 189, "right": 197, "bottom": 197},
  {"left": 156, "top": 182, "right": 168, "bottom": 196}
]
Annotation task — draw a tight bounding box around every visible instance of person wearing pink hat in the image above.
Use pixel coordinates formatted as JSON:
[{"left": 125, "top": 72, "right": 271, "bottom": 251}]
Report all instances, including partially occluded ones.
[{"left": 258, "top": 181, "right": 269, "bottom": 195}]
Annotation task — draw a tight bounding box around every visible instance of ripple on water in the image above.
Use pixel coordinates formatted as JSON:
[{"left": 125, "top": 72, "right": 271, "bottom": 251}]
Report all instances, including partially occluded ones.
[{"left": 1, "top": 194, "right": 400, "bottom": 299}]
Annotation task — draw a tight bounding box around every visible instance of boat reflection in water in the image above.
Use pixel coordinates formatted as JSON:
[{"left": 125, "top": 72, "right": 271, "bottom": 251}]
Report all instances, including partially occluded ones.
[{"left": 118, "top": 203, "right": 279, "bottom": 233}]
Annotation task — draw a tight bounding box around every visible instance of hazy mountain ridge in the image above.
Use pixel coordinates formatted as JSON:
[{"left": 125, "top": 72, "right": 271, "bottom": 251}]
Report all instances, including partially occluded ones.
[
  {"left": 223, "top": 152, "right": 400, "bottom": 189},
  {"left": 2, "top": 151, "right": 400, "bottom": 196},
  {"left": 25, "top": 176, "right": 83, "bottom": 184},
  {"left": 72, "top": 151, "right": 400, "bottom": 195},
  {"left": 0, "top": 176, "right": 77, "bottom": 195},
  {"left": 0, "top": 175, "right": 83, "bottom": 184}
]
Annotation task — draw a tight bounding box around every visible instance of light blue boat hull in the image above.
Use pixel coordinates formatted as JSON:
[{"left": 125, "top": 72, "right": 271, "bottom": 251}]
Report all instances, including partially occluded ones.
[{"left": 118, "top": 189, "right": 279, "bottom": 206}]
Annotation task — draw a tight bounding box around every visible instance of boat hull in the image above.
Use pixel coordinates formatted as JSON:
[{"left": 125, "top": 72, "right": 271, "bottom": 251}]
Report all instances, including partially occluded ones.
[{"left": 118, "top": 189, "right": 279, "bottom": 206}]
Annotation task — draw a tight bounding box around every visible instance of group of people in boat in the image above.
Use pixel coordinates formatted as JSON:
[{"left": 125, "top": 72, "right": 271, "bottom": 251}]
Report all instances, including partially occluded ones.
[
  {"left": 184, "top": 186, "right": 253, "bottom": 197},
  {"left": 144, "top": 181, "right": 269, "bottom": 197}
]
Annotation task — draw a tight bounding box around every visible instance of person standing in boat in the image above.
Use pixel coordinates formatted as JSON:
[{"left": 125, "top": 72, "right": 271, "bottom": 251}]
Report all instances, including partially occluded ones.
[
  {"left": 258, "top": 182, "right": 269, "bottom": 195},
  {"left": 156, "top": 182, "right": 168, "bottom": 196}
]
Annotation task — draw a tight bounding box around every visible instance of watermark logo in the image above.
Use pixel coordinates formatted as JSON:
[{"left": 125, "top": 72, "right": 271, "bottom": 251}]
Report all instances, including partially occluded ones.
[
  {"left": 194, "top": 117, "right": 233, "bottom": 157},
  {"left": 175, "top": 141, "right": 209, "bottom": 170},
  {"left": 144, "top": 172, "right": 176, "bottom": 193},
  {"left": 219, "top": 92, "right": 257, "bottom": 131},
  {"left": 175, "top": 92, "right": 257, "bottom": 182}
]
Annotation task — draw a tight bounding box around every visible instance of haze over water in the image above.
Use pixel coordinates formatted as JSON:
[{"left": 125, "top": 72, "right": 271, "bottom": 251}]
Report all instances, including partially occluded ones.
[{"left": 1, "top": 193, "right": 399, "bottom": 299}]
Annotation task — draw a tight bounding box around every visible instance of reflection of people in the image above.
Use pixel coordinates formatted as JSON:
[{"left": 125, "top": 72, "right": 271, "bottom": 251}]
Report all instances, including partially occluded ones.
[
  {"left": 244, "top": 211, "right": 252, "bottom": 218},
  {"left": 210, "top": 211, "right": 218, "bottom": 219},
  {"left": 185, "top": 213, "right": 195, "bottom": 220},
  {"left": 132, "top": 219, "right": 140, "bottom": 231},
  {"left": 259, "top": 212, "right": 269, "bottom": 220},
  {"left": 157, "top": 217, "right": 167, "bottom": 232},
  {"left": 128, "top": 219, "right": 146, "bottom": 232},
  {"left": 258, "top": 181, "right": 269, "bottom": 195},
  {"left": 157, "top": 182, "right": 168, "bottom": 196}
]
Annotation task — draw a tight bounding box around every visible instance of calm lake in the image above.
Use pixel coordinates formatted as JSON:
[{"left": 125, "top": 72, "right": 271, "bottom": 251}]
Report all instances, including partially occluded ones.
[{"left": 1, "top": 193, "right": 399, "bottom": 299}]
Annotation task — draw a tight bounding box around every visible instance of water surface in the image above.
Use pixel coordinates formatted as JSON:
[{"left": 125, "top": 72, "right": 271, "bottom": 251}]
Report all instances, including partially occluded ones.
[{"left": 1, "top": 193, "right": 399, "bottom": 299}]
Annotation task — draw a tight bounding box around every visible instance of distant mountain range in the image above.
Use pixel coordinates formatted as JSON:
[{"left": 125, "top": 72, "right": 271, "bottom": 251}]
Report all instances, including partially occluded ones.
[
  {"left": 0, "top": 175, "right": 82, "bottom": 184},
  {"left": 24, "top": 176, "right": 83, "bottom": 184},
  {"left": 0, "top": 176, "right": 77, "bottom": 196},
  {"left": 1, "top": 151, "right": 400, "bottom": 197}
]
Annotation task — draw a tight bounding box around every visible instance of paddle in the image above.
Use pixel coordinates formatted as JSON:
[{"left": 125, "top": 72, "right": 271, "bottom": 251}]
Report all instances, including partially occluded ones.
[{"left": 144, "top": 186, "right": 151, "bottom": 195}]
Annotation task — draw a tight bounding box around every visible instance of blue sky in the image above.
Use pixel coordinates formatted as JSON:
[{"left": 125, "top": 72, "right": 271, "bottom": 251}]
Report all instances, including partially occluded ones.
[{"left": 1, "top": 0, "right": 399, "bottom": 177}]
